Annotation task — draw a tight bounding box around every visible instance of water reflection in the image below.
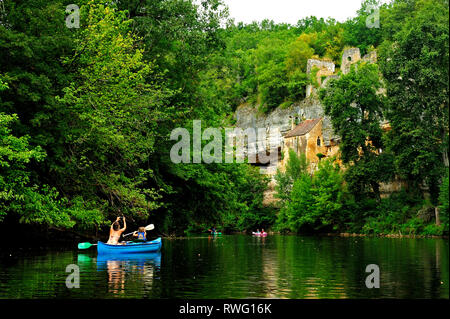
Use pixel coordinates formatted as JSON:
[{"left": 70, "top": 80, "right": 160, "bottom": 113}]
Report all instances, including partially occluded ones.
[
  {"left": 260, "top": 244, "right": 278, "bottom": 298},
  {"left": 96, "top": 253, "right": 161, "bottom": 295},
  {"left": 0, "top": 236, "right": 447, "bottom": 299}
]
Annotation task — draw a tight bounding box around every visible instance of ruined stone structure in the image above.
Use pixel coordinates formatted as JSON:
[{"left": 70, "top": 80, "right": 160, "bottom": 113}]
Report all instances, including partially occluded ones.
[
  {"left": 305, "top": 59, "right": 335, "bottom": 98},
  {"left": 341, "top": 47, "right": 378, "bottom": 74},
  {"left": 341, "top": 47, "right": 361, "bottom": 74},
  {"left": 306, "top": 59, "right": 335, "bottom": 75}
]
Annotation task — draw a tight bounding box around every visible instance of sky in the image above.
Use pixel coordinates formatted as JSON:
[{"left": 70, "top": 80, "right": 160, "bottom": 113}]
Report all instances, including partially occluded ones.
[{"left": 222, "top": 0, "right": 367, "bottom": 24}]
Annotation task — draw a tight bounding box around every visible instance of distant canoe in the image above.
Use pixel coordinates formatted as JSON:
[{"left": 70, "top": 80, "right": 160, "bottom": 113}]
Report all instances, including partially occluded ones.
[
  {"left": 209, "top": 232, "right": 221, "bottom": 235},
  {"left": 97, "top": 237, "right": 162, "bottom": 255},
  {"left": 252, "top": 232, "right": 267, "bottom": 237}
]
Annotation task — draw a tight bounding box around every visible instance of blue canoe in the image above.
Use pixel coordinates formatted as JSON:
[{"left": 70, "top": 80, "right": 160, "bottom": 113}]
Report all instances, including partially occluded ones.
[{"left": 97, "top": 237, "right": 162, "bottom": 255}]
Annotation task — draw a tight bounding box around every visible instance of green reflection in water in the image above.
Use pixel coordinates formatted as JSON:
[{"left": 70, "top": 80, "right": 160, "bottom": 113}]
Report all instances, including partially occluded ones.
[{"left": 0, "top": 235, "right": 447, "bottom": 299}]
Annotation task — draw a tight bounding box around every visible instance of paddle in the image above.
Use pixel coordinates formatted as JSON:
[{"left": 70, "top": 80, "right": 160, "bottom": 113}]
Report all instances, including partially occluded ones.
[
  {"left": 123, "top": 224, "right": 154, "bottom": 237},
  {"left": 208, "top": 228, "right": 221, "bottom": 235},
  {"left": 78, "top": 242, "right": 97, "bottom": 250}
]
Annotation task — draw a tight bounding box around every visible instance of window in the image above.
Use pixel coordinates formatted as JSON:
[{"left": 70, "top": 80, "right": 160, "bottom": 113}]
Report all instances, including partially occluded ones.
[{"left": 317, "top": 136, "right": 321, "bottom": 146}]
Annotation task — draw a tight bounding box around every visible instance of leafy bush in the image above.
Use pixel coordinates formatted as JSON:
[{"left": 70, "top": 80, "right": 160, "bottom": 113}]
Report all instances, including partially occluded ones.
[{"left": 275, "top": 154, "right": 350, "bottom": 233}]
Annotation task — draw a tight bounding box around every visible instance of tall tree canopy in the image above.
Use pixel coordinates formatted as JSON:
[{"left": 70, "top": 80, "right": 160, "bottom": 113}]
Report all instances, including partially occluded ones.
[
  {"left": 320, "top": 62, "right": 394, "bottom": 200},
  {"left": 378, "top": 0, "right": 449, "bottom": 203}
]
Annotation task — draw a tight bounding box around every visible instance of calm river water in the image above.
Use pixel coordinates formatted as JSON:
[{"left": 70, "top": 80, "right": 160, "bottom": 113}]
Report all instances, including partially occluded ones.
[{"left": 0, "top": 235, "right": 448, "bottom": 298}]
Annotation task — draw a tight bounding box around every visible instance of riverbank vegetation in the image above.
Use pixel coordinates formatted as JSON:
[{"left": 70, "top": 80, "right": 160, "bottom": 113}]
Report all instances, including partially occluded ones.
[{"left": 0, "top": 0, "right": 448, "bottom": 240}]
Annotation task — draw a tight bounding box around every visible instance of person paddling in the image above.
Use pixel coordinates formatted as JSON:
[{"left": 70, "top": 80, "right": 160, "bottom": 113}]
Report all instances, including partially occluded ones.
[
  {"left": 133, "top": 227, "right": 147, "bottom": 242},
  {"left": 107, "top": 216, "right": 126, "bottom": 245}
]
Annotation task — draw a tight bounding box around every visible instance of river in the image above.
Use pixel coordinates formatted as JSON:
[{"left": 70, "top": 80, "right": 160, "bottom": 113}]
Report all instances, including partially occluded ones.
[{"left": 0, "top": 235, "right": 448, "bottom": 298}]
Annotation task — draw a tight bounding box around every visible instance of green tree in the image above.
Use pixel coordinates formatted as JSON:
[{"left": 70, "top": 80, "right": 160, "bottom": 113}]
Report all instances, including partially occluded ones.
[
  {"left": 280, "top": 158, "right": 349, "bottom": 233},
  {"left": 0, "top": 0, "right": 74, "bottom": 140},
  {"left": 254, "top": 37, "right": 291, "bottom": 111},
  {"left": 320, "top": 62, "right": 394, "bottom": 200},
  {"left": 0, "top": 112, "right": 74, "bottom": 226},
  {"left": 285, "top": 39, "right": 314, "bottom": 74},
  {"left": 342, "top": 0, "right": 385, "bottom": 55},
  {"left": 378, "top": 0, "right": 449, "bottom": 204},
  {"left": 116, "top": 0, "right": 228, "bottom": 122},
  {"left": 311, "top": 159, "right": 347, "bottom": 230},
  {"left": 274, "top": 149, "right": 309, "bottom": 204},
  {"left": 274, "top": 149, "right": 309, "bottom": 231},
  {"left": 284, "top": 173, "right": 314, "bottom": 232},
  {"left": 55, "top": 1, "right": 171, "bottom": 222}
]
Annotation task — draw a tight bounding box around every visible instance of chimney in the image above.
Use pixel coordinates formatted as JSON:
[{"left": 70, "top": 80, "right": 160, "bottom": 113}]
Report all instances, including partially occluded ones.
[{"left": 289, "top": 116, "right": 295, "bottom": 130}]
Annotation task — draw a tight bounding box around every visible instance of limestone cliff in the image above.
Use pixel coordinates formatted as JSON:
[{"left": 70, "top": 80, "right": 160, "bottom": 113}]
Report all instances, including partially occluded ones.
[
  {"left": 232, "top": 47, "right": 384, "bottom": 205},
  {"left": 234, "top": 96, "right": 337, "bottom": 147}
]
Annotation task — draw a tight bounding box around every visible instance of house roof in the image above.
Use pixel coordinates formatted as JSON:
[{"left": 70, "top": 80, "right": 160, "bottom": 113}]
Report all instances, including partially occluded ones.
[{"left": 284, "top": 118, "right": 322, "bottom": 138}]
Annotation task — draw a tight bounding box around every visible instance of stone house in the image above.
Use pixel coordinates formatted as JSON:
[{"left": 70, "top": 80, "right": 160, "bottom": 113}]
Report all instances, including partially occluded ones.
[
  {"left": 281, "top": 118, "right": 329, "bottom": 172},
  {"left": 324, "top": 137, "right": 341, "bottom": 161}
]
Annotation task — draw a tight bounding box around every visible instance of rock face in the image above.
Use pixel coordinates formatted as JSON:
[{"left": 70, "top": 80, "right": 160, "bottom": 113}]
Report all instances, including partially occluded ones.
[
  {"left": 233, "top": 47, "right": 381, "bottom": 206},
  {"left": 417, "top": 207, "right": 436, "bottom": 223},
  {"left": 234, "top": 98, "right": 338, "bottom": 206},
  {"left": 234, "top": 97, "right": 337, "bottom": 147}
]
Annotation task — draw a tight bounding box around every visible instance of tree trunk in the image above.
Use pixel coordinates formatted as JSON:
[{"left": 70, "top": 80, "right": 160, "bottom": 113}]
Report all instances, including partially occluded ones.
[
  {"left": 443, "top": 148, "right": 449, "bottom": 167},
  {"left": 435, "top": 207, "right": 441, "bottom": 226},
  {"left": 371, "top": 181, "right": 381, "bottom": 203},
  {"left": 442, "top": 130, "right": 449, "bottom": 167}
]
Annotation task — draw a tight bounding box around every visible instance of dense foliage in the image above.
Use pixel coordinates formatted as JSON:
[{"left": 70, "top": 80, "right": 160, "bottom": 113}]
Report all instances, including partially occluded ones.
[
  {"left": 0, "top": 0, "right": 448, "bottom": 238},
  {"left": 275, "top": 152, "right": 350, "bottom": 233},
  {"left": 273, "top": 0, "right": 448, "bottom": 236},
  {"left": 320, "top": 62, "right": 395, "bottom": 201},
  {"left": 0, "top": 0, "right": 268, "bottom": 236},
  {"left": 316, "top": 0, "right": 448, "bottom": 235}
]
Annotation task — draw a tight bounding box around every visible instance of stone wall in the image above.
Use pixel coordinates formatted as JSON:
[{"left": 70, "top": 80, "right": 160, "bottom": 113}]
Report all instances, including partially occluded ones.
[
  {"left": 306, "top": 59, "right": 336, "bottom": 98},
  {"left": 341, "top": 47, "right": 378, "bottom": 74},
  {"left": 341, "top": 48, "right": 361, "bottom": 74},
  {"left": 280, "top": 119, "right": 328, "bottom": 174},
  {"left": 306, "top": 59, "right": 335, "bottom": 75}
]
